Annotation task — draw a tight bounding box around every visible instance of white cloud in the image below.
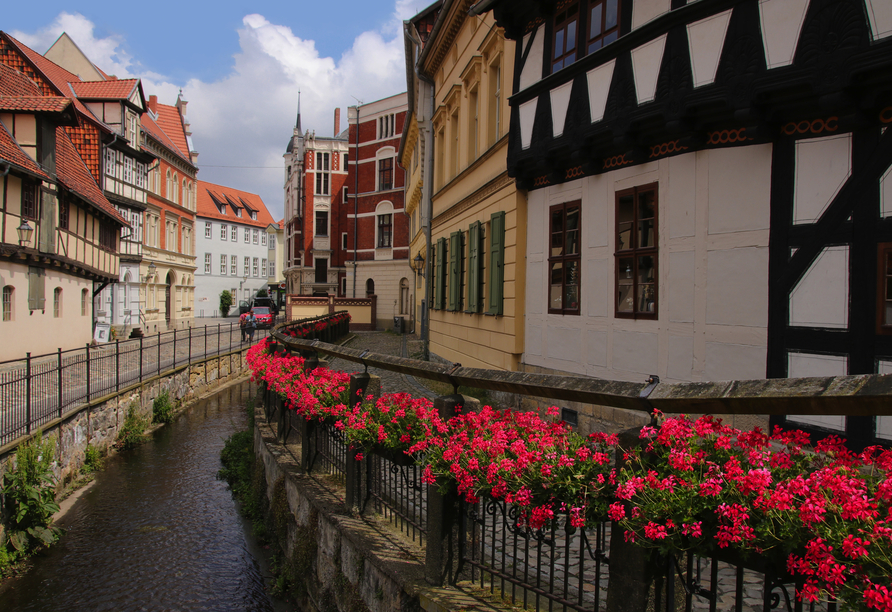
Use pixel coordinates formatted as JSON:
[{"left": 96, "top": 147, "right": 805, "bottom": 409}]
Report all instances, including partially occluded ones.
[{"left": 14, "top": 4, "right": 422, "bottom": 220}]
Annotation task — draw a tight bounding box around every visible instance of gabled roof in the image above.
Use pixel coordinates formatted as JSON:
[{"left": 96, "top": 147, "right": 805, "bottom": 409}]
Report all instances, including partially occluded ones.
[
  {"left": 141, "top": 108, "right": 192, "bottom": 167},
  {"left": 154, "top": 103, "right": 191, "bottom": 163},
  {"left": 70, "top": 79, "right": 139, "bottom": 101},
  {"left": 0, "top": 62, "right": 42, "bottom": 96},
  {"left": 55, "top": 126, "right": 126, "bottom": 225},
  {"left": 196, "top": 179, "right": 274, "bottom": 228},
  {"left": 0, "top": 119, "right": 51, "bottom": 180}
]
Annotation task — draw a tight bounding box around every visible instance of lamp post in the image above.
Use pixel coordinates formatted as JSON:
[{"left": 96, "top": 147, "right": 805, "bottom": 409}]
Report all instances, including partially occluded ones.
[{"left": 17, "top": 220, "right": 33, "bottom": 247}]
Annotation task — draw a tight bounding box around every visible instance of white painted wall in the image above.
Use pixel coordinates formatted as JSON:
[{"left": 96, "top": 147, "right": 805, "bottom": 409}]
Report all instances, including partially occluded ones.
[{"left": 524, "top": 145, "right": 772, "bottom": 383}]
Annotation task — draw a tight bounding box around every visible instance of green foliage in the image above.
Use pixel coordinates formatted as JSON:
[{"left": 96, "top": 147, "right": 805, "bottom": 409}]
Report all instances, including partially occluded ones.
[
  {"left": 152, "top": 390, "right": 175, "bottom": 425},
  {"left": 83, "top": 444, "right": 102, "bottom": 473},
  {"left": 116, "top": 402, "right": 149, "bottom": 450},
  {"left": 1, "top": 431, "right": 62, "bottom": 557},
  {"left": 255, "top": 288, "right": 268, "bottom": 298},
  {"left": 220, "top": 290, "right": 234, "bottom": 317}
]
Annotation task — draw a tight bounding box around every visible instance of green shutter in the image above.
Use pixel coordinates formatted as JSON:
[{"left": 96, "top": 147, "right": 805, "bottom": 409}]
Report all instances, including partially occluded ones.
[
  {"left": 448, "top": 231, "right": 460, "bottom": 311},
  {"left": 488, "top": 211, "right": 505, "bottom": 315},
  {"left": 468, "top": 222, "right": 479, "bottom": 313},
  {"left": 435, "top": 238, "right": 446, "bottom": 310}
]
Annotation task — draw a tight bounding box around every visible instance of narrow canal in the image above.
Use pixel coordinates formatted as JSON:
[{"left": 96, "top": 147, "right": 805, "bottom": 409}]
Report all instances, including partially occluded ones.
[{"left": 0, "top": 380, "right": 289, "bottom": 611}]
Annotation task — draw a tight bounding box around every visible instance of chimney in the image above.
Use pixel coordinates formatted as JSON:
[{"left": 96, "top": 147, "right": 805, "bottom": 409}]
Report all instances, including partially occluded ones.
[
  {"left": 334, "top": 108, "right": 340, "bottom": 136},
  {"left": 148, "top": 95, "right": 158, "bottom": 114}
]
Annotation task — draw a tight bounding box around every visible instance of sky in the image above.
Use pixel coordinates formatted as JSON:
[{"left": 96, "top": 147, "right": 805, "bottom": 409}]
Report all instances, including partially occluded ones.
[{"left": 4, "top": 0, "right": 433, "bottom": 221}]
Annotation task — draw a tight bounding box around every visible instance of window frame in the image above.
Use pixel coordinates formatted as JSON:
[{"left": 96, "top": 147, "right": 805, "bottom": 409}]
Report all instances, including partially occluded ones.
[
  {"left": 548, "top": 201, "right": 582, "bottom": 315},
  {"left": 204, "top": 253, "right": 212, "bottom": 274},
  {"left": 221, "top": 254, "right": 227, "bottom": 276},
  {"left": 206, "top": 222, "right": 212, "bottom": 238},
  {"left": 315, "top": 210, "right": 329, "bottom": 237},
  {"left": 551, "top": 3, "right": 580, "bottom": 74},
  {"left": 614, "top": 183, "right": 659, "bottom": 320},
  {"left": 3, "top": 286, "right": 13, "bottom": 321},
  {"left": 316, "top": 152, "right": 330, "bottom": 195},
  {"left": 378, "top": 157, "right": 394, "bottom": 191},
  {"left": 21, "top": 180, "right": 38, "bottom": 220},
  {"left": 377, "top": 213, "right": 393, "bottom": 248},
  {"left": 587, "top": 0, "right": 621, "bottom": 54},
  {"left": 53, "top": 287, "right": 62, "bottom": 318}
]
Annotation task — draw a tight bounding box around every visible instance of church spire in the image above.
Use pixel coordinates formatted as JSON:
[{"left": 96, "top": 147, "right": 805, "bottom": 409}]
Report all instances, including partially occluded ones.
[{"left": 295, "top": 90, "right": 301, "bottom": 133}]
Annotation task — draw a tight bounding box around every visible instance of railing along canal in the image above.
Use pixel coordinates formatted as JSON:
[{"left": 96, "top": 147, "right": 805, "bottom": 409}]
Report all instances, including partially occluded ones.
[
  {"left": 0, "top": 321, "right": 272, "bottom": 447},
  {"left": 259, "top": 318, "right": 892, "bottom": 612}
]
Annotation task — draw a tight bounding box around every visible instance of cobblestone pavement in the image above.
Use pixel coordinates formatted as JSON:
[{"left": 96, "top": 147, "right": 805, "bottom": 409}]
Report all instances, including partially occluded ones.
[{"left": 326, "top": 332, "right": 435, "bottom": 400}]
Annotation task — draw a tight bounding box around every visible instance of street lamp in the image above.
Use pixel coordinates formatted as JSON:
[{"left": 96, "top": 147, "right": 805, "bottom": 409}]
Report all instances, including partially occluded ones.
[
  {"left": 412, "top": 252, "right": 425, "bottom": 277},
  {"left": 17, "top": 220, "right": 33, "bottom": 247}
]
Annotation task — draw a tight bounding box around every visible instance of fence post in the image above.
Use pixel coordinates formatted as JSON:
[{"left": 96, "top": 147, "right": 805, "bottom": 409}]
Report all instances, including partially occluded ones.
[
  {"left": 157, "top": 331, "right": 161, "bottom": 377},
  {"left": 173, "top": 328, "right": 177, "bottom": 368},
  {"left": 85, "top": 344, "right": 91, "bottom": 402},
  {"left": 425, "top": 393, "right": 465, "bottom": 586},
  {"left": 115, "top": 339, "right": 120, "bottom": 392},
  {"left": 188, "top": 326, "right": 192, "bottom": 364},
  {"left": 606, "top": 426, "right": 657, "bottom": 612},
  {"left": 139, "top": 336, "right": 144, "bottom": 384},
  {"left": 345, "top": 372, "right": 373, "bottom": 511},
  {"left": 57, "top": 348, "right": 63, "bottom": 419},
  {"left": 25, "top": 352, "right": 32, "bottom": 435}
]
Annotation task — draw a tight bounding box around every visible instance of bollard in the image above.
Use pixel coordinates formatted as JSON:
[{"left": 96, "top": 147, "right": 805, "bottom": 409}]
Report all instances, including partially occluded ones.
[{"left": 425, "top": 393, "right": 465, "bottom": 586}]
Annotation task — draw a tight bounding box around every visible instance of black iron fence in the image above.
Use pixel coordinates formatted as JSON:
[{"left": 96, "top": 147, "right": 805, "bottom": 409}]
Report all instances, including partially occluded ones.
[
  {"left": 0, "top": 321, "right": 271, "bottom": 447},
  {"left": 257, "top": 324, "right": 890, "bottom": 612}
]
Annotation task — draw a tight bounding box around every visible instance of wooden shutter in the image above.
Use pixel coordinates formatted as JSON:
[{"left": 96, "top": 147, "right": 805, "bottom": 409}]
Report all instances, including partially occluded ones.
[
  {"left": 28, "top": 266, "right": 45, "bottom": 311},
  {"left": 488, "top": 212, "right": 505, "bottom": 315},
  {"left": 448, "top": 231, "right": 460, "bottom": 311},
  {"left": 435, "top": 238, "right": 446, "bottom": 310},
  {"left": 468, "top": 222, "right": 480, "bottom": 313}
]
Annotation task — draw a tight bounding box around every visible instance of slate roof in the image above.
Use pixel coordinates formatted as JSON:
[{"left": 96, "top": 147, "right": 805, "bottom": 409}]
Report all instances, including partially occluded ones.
[
  {"left": 196, "top": 180, "right": 274, "bottom": 228},
  {"left": 70, "top": 79, "right": 139, "bottom": 100}
]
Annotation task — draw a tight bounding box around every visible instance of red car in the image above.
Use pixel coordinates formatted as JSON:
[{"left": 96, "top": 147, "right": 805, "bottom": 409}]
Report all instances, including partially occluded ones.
[{"left": 251, "top": 307, "right": 275, "bottom": 329}]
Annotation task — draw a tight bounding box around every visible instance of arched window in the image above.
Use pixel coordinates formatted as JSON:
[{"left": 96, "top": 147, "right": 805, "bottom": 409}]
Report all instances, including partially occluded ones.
[
  {"left": 81, "top": 288, "right": 89, "bottom": 316},
  {"left": 166, "top": 170, "right": 172, "bottom": 201},
  {"left": 366, "top": 279, "right": 375, "bottom": 295},
  {"left": 53, "top": 287, "right": 62, "bottom": 318},
  {"left": 171, "top": 173, "right": 179, "bottom": 204},
  {"left": 182, "top": 178, "right": 188, "bottom": 208},
  {"left": 399, "top": 278, "right": 409, "bottom": 315},
  {"left": 2, "top": 286, "right": 13, "bottom": 321},
  {"left": 375, "top": 201, "right": 394, "bottom": 249}
]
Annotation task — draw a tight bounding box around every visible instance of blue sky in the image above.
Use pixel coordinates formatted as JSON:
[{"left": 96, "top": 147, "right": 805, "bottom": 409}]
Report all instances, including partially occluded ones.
[{"left": 4, "top": 0, "right": 431, "bottom": 219}]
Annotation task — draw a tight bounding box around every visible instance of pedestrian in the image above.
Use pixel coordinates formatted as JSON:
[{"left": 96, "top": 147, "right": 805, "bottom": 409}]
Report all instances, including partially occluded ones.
[
  {"left": 239, "top": 310, "right": 249, "bottom": 342},
  {"left": 246, "top": 310, "right": 257, "bottom": 343}
]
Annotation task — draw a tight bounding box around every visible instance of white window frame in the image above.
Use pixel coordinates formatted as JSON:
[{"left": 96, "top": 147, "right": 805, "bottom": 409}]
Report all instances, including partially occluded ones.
[
  {"left": 230, "top": 255, "right": 237, "bottom": 276},
  {"left": 205, "top": 222, "right": 212, "bottom": 239},
  {"left": 220, "top": 254, "right": 227, "bottom": 275},
  {"left": 204, "top": 253, "right": 212, "bottom": 274},
  {"left": 253, "top": 257, "right": 259, "bottom": 277},
  {"left": 244, "top": 257, "right": 250, "bottom": 277}
]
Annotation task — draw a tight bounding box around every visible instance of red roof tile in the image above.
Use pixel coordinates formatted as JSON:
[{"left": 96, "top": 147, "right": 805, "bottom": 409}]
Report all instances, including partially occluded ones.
[
  {"left": 0, "top": 96, "right": 72, "bottom": 113},
  {"left": 196, "top": 180, "right": 274, "bottom": 228},
  {"left": 155, "top": 103, "right": 190, "bottom": 162},
  {"left": 0, "top": 120, "right": 50, "bottom": 180},
  {"left": 55, "top": 127, "right": 125, "bottom": 225},
  {"left": 141, "top": 109, "right": 191, "bottom": 165},
  {"left": 70, "top": 79, "right": 139, "bottom": 101},
  {"left": 0, "top": 62, "right": 41, "bottom": 96}
]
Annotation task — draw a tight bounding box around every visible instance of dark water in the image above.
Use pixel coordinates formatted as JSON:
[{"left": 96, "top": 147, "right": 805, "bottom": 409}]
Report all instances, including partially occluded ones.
[{"left": 0, "top": 381, "right": 280, "bottom": 612}]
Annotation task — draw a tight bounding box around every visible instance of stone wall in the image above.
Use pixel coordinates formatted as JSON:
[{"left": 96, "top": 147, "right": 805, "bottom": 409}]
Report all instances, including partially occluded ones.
[{"left": 0, "top": 348, "right": 252, "bottom": 519}]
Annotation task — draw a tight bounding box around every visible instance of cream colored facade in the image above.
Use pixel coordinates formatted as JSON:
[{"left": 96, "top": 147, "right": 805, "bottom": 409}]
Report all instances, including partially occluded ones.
[{"left": 407, "top": 0, "right": 525, "bottom": 371}]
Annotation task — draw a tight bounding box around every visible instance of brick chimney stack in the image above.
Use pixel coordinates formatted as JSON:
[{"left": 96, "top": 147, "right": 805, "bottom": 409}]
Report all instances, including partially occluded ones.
[
  {"left": 148, "top": 95, "right": 158, "bottom": 114},
  {"left": 334, "top": 108, "right": 340, "bottom": 136}
]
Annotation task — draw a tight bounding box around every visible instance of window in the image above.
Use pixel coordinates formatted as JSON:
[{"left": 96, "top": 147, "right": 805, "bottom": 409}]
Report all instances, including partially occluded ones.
[
  {"left": 548, "top": 201, "right": 581, "bottom": 315},
  {"left": 221, "top": 254, "right": 227, "bottom": 275},
  {"left": 434, "top": 238, "right": 447, "bottom": 310},
  {"left": 53, "top": 287, "right": 62, "bottom": 318},
  {"left": 269, "top": 261, "right": 275, "bottom": 277},
  {"left": 221, "top": 223, "right": 227, "bottom": 240},
  {"left": 253, "top": 258, "right": 259, "bottom": 277},
  {"left": 22, "top": 181, "right": 38, "bottom": 220},
  {"left": 378, "top": 158, "right": 394, "bottom": 190},
  {"left": 451, "top": 109, "right": 460, "bottom": 178},
  {"left": 315, "top": 210, "right": 328, "bottom": 236},
  {"left": 488, "top": 60, "right": 501, "bottom": 146},
  {"left": 378, "top": 114, "right": 396, "bottom": 139},
  {"left": 316, "top": 152, "right": 330, "bottom": 195},
  {"left": 262, "top": 259, "right": 268, "bottom": 276},
  {"left": 342, "top": 232, "right": 349, "bottom": 250},
  {"left": 2, "top": 286, "right": 13, "bottom": 321},
  {"left": 616, "top": 183, "right": 658, "bottom": 318},
  {"left": 251, "top": 211, "right": 257, "bottom": 221},
  {"left": 253, "top": 229, "right": 259, "bottom": 245},
  {"left": 81, "top": 288, "right": 88, "bottom": 316},
  {"left": 231, "top": 255, "right": 237, "bottom": 276},
  {"left": 244, "top": 228, "right": 250, "bottom": 243},
  {"left": 343, "top": 186, "right": 349, "bottom": 204},
  {"left": 552, "top": 3, "right": 579, "bottom": 73},
  {"left": 468, "top": 86, "right": 479, "bottom": 161},
  {"left": 377, "top": 214, "right": 393, "bottom": 248},
  {"left": 204, "top": 253, "right": 212, "bottom": 274},
  {"left": 489, "top": 212, "right": 505, "bottom": 315},
  {"left": 261, "top": 233, "right": 267, "bottom": 246},
  {"left": 244, "top": 257, "right": 250, "bottom": 277},
  {"left": 236, "top": 208, "right": 242, "bottom": 218},
  {"left": 60, "top": 199, "right": 69, "bottom": 230},
  {"left": 467, "top": 221, "right": 486, "bottom": 313},
  {"left": 878, "top": 244, "right": 892, "bottom": 334},
  {"left": 206, "top": 222, "right": 212, "bottom": 238},
  {"left": 366, "top": 278, "right": 375, "bottom": 295},
  {"left": 128, "top": 113, "right": 138, "bottom": 146},
  {"left": 587, "top": 0, "right": 620, "bottom": 53}
]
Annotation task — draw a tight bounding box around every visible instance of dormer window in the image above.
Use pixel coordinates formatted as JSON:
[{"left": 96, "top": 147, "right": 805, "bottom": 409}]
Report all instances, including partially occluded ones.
[
  {"left": 236, "top": 208, "right": 242, "bottom": 218},
  {"left": 251, "top": 211, "right": 257, "bottom": 220}
]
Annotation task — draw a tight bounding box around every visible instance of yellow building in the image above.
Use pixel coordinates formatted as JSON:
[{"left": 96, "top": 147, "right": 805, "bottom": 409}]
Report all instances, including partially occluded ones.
[{"left": 402, "top": 0, "right": 525, "bottom": 374}]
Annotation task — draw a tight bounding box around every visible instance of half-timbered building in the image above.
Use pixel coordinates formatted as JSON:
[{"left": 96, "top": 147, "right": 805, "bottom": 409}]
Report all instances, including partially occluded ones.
[{"left": 474, "top": 0, "right": 892, "bottom": 445}]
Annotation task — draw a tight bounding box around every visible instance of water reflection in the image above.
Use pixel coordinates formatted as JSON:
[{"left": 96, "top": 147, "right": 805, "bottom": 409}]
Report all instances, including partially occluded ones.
[{"left": 0, "top": 382, "right": 278, "bottom": 612}]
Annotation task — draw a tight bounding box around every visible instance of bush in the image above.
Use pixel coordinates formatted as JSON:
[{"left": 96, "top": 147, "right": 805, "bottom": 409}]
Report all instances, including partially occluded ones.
[
  {"left": 152, "top": 390, "right": 175, "bottom": 424},
  {"left": 116, "top": 402, "right": 149, "bottom": 450},
  {"left": 220, "top": 290, "right": 233, "bottom": 317},
  {"left": 1, "top": 430, "right": 62, "bottom": 556},
  {"left": 83, "top": 444, "right": 102, "bottom": 473}
]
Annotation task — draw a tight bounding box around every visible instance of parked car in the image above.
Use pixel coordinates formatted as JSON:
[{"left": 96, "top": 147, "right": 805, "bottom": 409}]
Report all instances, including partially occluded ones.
[
  {"left": 251, "top": 296, "right": 278, "bottom": 315},
  {"left": 238, "top": 300, "right": 250, "bottom": 315},
  {"left": 251, "top": 307, "right": 275, "bottom": 329}
]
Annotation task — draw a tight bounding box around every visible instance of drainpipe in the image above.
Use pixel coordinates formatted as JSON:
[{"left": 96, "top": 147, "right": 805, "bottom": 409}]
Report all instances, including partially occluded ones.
[
  {"left": 417, "top": 75, "right": 435, "bottom": 362},
  {"left": 352, "top": 106, "right": 360, "bottom": 299}
]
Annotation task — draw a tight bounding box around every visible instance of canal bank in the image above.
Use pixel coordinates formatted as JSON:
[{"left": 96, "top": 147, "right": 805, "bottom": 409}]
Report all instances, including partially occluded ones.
[{"left": 0, "top": 380, "right": 293, "bottom": 611}]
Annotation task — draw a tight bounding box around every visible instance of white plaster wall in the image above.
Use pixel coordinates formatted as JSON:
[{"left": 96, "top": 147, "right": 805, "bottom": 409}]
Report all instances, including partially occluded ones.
[
  {"left": 523, "top": 145, "right": 772, "bottom": 384},
  {"left": 346, "top": 259, "right": 414, "bottom": 328},
  {"left": 519, "top": 25, "right": 545, "bottom": 92}
]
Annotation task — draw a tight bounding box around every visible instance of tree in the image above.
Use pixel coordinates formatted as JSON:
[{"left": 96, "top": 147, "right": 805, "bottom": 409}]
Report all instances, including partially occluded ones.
[
  {"left": 256, "top": 288, "right": 268, "bottom": 298},
  {"left": 220, "top": 290, "right": 233, "bottom": 317}
]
